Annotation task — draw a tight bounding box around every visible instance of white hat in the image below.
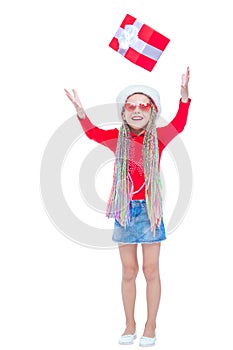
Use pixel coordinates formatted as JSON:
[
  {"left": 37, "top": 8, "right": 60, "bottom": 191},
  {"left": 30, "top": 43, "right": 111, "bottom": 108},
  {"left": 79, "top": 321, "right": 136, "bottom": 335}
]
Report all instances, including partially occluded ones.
[{"left": 116, "top": 85, "right": 161, "bottom": 115}]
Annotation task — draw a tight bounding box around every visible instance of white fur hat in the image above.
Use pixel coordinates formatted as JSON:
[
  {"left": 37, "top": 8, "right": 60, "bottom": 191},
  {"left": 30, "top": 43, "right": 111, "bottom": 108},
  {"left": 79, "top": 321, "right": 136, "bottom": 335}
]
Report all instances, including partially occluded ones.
[{"left": 116, "top": 85, "right": 161, "bottom": 115}]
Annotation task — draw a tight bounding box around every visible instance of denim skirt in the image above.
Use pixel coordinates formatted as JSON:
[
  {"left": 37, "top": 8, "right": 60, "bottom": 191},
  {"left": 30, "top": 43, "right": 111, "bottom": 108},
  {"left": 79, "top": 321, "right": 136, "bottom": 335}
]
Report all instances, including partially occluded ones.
[{"left": 112, "top": 200, "right": 166, "bottom": 244}]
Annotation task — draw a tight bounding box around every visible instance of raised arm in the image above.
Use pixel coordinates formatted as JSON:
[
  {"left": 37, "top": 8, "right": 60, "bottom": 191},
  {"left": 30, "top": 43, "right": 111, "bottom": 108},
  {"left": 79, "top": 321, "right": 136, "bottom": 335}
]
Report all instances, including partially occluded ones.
[
  {"left": 157, "top": 67, "right": 191, "bottom": 149},
  {"left": 64, "top": 88, "right": 118, "bottom": 151}
]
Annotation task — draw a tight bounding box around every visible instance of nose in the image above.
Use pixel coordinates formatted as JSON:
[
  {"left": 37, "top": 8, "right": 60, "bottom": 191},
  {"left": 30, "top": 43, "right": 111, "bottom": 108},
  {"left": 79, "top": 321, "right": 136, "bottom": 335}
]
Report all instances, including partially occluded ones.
[{"left": 134, "top": 105, "right": 141, "bottom": 113}]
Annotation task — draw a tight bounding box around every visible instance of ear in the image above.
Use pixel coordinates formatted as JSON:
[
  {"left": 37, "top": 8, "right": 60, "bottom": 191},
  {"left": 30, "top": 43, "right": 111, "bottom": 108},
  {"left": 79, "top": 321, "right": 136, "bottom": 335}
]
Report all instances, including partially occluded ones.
[{"left": 121, "top": 111, "right": 126, "bottom": 121}]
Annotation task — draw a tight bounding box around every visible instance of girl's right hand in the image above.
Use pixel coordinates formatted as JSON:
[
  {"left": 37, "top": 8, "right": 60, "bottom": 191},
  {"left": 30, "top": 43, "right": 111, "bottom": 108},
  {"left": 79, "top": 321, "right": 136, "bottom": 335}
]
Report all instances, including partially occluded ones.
[{"left": 64, "top": 89, "right": 86, "bottom": 119}]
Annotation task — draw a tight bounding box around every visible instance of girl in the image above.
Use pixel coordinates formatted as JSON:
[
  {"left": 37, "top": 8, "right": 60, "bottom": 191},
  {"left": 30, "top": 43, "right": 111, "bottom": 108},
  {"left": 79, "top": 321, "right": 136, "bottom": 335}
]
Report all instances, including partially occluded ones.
[{"left": 65, "top": 67, "right": 191, "bottom": 347}]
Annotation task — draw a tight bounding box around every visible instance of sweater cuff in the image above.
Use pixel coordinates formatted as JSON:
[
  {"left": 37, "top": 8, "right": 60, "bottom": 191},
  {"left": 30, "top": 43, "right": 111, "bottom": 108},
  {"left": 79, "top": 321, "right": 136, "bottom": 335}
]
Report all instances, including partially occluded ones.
[{"left": 180, "top": 97, "right": 191, "bottom": 105}]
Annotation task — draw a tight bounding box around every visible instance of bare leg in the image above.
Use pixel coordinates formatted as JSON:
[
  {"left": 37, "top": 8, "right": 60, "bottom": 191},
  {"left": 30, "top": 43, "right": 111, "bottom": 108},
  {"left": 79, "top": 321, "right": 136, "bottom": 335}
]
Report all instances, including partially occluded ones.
[
  {"left": 119, "top": 244, "right": 139, "bottom": 335},
  {"left": 142, "top": 243, "right": 161, "bottom": 337}
]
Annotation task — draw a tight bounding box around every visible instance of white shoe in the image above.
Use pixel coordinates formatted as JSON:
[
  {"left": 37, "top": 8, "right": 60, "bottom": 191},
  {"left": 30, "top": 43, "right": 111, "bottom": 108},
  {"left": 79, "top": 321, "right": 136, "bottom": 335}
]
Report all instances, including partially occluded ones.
[
  {"left": 139, "top": 334, "right": 156, "bottom": 347},
  {"left": 119, "top": 331, "right": 137, "bottom": 345}
]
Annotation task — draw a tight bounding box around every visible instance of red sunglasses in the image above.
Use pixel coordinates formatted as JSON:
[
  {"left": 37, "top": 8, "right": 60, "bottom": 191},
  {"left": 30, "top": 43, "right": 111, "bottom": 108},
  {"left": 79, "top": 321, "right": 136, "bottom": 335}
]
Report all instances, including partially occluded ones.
[{"left": 125, "top": 102, "right": 151, "bottom": 112}]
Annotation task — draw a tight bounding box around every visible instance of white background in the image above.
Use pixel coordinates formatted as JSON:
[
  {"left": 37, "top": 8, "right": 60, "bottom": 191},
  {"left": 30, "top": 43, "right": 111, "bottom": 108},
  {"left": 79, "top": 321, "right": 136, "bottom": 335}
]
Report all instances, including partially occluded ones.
[{"left": 1, "top": 0, "right": 233, "bottom": 349}]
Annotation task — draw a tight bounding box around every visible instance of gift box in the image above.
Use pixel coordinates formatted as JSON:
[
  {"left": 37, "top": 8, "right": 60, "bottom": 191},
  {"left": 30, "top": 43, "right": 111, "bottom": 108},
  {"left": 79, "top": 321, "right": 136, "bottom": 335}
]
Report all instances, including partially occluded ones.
[{"left": 109, "top": 14, "right": 170, "bottom": 72}]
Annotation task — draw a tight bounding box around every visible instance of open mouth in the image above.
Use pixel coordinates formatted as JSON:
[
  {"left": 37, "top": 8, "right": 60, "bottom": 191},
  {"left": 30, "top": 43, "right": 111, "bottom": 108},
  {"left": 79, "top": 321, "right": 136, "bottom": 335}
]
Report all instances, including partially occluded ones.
[{"left": 131, "top": 116, "right": 143, "bottom": 120}]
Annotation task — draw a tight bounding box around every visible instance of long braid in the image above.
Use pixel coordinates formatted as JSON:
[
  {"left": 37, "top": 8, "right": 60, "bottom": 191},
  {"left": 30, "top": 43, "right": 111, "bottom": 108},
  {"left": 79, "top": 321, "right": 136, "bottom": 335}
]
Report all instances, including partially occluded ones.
[
  {"left": 143, "top": 106, "right": 163, "bottom": 235},
  {"left": 106, "top": 122, "right": 133, "bottom": 226}
]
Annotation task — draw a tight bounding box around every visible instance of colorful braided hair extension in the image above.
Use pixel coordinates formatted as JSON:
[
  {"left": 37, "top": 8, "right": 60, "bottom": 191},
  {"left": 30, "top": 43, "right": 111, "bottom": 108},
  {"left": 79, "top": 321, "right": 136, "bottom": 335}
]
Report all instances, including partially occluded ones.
[{"left": 106, "top": 98, "right": 163, "bottom": 236}]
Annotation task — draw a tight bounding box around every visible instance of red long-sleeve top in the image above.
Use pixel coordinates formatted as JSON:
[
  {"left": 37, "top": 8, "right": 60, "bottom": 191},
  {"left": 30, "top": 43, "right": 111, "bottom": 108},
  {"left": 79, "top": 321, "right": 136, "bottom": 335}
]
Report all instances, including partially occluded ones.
[{"left": 79, "top": 99, "right": 191, "bottom": 199}]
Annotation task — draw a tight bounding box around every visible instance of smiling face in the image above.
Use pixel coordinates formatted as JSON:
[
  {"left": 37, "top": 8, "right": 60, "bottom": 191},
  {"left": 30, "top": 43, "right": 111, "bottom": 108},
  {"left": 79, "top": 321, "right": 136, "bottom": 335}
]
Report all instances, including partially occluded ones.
[{"left": 122, "top": 93, "right": 152, "bottom": 135}]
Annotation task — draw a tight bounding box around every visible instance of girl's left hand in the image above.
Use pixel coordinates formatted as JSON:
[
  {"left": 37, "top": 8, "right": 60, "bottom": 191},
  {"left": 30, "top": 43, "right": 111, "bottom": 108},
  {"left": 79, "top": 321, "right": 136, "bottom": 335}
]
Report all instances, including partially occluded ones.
[{"left": 181, "top": 66, "right": 190, "bottom": 102}]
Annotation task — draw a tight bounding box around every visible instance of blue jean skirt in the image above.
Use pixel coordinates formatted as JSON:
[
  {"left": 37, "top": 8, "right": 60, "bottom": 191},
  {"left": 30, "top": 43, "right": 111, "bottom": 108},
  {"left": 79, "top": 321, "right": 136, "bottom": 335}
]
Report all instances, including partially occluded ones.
[{"left": 112, "top": 200, "right": 166, "bottom": 244}]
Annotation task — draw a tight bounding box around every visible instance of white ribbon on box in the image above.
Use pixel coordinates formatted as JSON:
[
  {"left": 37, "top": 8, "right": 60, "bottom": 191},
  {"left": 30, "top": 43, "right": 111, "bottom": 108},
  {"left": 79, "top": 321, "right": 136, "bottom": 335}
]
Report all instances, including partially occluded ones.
[
  {"left": 118, "top": 25, "right": 139, "bottom": 49},
  {"left": 115, "top": 20, "right": 163, "bottom": 61}
]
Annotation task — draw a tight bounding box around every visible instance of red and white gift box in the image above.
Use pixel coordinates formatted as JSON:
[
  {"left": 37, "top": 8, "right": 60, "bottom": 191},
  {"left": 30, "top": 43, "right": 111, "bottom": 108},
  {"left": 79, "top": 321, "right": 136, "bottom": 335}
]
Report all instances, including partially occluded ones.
[{"left": 109, "top": 14, "right": 170, "bottom": 72}]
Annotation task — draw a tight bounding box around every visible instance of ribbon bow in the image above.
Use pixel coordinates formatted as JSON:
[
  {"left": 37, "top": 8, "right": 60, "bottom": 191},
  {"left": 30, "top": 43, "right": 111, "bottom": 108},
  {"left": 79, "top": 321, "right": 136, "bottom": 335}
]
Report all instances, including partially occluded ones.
[{"left": 118, "top": 25, "right": 139, "bottom": 50}]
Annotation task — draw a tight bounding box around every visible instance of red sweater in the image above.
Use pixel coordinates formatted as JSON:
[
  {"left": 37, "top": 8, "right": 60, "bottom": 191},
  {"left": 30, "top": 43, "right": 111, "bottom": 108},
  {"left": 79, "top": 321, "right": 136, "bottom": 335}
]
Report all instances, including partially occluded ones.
[{"left": 80, "top": 99, "right": 191, "bottom": 199}]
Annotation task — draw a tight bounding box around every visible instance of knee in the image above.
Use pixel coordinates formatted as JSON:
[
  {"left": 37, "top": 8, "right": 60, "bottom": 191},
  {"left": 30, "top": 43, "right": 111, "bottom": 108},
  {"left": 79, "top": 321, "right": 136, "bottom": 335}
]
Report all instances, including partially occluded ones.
[
  {"left": 122, "top": 265, "right": 139, "bottom": 282},
  {"left": 143, "top": 264, "right": 160, "bottom": 282}
]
